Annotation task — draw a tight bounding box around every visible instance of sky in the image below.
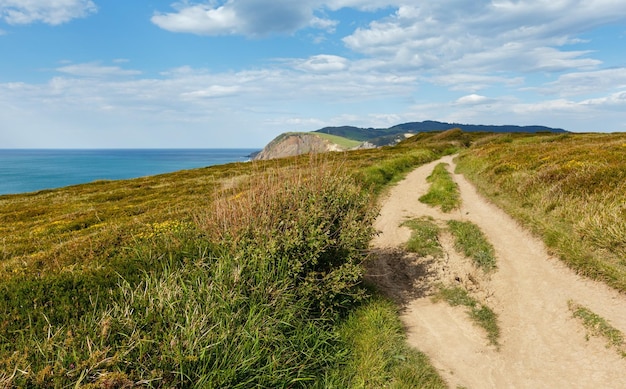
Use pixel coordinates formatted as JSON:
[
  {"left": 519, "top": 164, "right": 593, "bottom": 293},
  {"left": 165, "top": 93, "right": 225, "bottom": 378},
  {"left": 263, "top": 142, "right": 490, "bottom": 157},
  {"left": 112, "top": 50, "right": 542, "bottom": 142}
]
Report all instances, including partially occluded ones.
[{"left": 0, "top": 1, "right": 625, "bottom": 148}]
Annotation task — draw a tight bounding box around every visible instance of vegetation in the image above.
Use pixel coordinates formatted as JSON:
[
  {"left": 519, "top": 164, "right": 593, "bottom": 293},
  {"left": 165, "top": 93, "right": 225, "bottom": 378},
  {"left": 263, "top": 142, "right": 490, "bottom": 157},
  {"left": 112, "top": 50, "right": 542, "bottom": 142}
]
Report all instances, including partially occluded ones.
[
  {"left": 419, "top": 162, "right": 461, "bottom": 212},
  {"left": 568, "top": 301, "right": 626, "bottom": 358},
  {"left": 447, "top": 220, "right": 497, "bottom": 272},
  {"left": 433, "top": 286, "right": 500, "bottom": 348},
  {"left": 0, "top": 134, "right": 461, "bottom": 386},
  {"left": 403, "top": 217, "right": 444, "bottom": 258},
  {"left": 332, "top": 297, "right": 447, "bottom": 388},
  {"left": 314, "top": 132, "right": 363, "bottom": 149},
  {"left": 456, "top": 132, "right": 626, "bottom": 292}
]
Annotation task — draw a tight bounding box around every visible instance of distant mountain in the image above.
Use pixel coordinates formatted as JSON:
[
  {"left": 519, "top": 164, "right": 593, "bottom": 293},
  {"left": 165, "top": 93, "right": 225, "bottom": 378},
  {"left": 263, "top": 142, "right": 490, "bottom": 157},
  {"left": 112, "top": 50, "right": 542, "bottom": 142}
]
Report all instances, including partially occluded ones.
[{"left": 315, "top": 121, "right": 566, "bottom": 142}]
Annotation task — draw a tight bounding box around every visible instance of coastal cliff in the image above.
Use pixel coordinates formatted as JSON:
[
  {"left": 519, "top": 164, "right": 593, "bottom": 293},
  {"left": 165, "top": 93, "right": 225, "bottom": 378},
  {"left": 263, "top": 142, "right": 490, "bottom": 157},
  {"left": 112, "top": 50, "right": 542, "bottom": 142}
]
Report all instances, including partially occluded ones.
[{"left": 253, "top": 132, "right": 354, "bottom": 160}]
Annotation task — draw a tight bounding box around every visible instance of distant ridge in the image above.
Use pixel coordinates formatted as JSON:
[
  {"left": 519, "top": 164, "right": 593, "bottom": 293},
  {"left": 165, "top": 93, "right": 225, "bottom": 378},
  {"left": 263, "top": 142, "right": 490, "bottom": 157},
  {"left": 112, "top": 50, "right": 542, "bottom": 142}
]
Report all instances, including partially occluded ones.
[
  {"left": 315, "top": 120, "right": 566, "bottom": 142},
  {"left": 254, "top": 121, "right": 568, "bottom": 160}
]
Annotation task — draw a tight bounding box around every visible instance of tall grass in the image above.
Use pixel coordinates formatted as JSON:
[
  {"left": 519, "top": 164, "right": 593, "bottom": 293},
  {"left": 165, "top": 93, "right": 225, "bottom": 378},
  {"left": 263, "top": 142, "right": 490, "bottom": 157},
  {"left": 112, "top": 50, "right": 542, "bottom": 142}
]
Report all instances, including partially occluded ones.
[
  {"left": 456, "top": 132, "right": 626, "bottom": 291},
  {"left": 1, "top": 159, "right": 377, "bottom": 386}
]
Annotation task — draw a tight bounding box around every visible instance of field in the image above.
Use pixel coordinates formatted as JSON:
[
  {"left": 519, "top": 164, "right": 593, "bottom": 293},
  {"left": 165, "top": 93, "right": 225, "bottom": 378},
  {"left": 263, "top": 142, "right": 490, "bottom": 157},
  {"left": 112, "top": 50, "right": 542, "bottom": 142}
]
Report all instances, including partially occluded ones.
[{"left": 0, "top": 136, "right": 458, "bottom": 387}]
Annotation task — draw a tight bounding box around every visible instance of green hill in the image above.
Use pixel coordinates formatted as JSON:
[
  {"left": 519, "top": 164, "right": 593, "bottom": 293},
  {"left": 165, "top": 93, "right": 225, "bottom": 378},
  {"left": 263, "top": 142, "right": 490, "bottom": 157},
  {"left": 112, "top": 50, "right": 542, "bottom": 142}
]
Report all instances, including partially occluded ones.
[{"left": 315, "top": 120, "right": 567, "bottom": 143}]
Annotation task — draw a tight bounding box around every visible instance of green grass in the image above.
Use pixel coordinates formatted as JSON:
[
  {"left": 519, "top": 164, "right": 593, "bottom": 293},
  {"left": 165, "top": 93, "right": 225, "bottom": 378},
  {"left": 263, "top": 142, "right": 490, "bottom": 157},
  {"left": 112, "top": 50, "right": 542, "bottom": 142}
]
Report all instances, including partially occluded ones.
[
  {"left": 433, "top": 286, "right": 500, "bottom": 348},
  {"left": 447, "top": 220, "right": 497, "bottom": 272},
  {"left": 568, "top": 300, "right": 626, "bottom": 358},
  {"left": 332, "top": 297, "right": 447, "bottom": 388},
  {"left": 402, "top": 217, "right": 443, "bottom": 258},
  {"left": 419, "top": 163, "right": 461, "bottom": 212},
  {"left": 0, "top": 133, "right": 465, "bottom": 387},
  {"left": 315, "top": 132, "right": 364, "bottom": 149},
  {"left": 456, "top": 132, "right": 626, "bottom": 292}
]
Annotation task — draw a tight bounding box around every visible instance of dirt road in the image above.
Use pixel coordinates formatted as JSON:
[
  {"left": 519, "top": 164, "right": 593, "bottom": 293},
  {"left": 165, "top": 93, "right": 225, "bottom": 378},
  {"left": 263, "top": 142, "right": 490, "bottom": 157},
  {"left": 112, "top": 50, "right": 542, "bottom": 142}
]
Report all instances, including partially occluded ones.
[{"left": 369, "top": 155, "right": 626, "bottom": 388}]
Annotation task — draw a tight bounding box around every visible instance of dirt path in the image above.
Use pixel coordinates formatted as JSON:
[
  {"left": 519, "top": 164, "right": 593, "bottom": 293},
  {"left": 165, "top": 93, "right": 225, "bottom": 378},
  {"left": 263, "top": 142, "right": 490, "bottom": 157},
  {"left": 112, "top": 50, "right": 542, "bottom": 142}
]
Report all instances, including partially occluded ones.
[{"left": 369, "top": 155, "right": 626, "bottom": 389}]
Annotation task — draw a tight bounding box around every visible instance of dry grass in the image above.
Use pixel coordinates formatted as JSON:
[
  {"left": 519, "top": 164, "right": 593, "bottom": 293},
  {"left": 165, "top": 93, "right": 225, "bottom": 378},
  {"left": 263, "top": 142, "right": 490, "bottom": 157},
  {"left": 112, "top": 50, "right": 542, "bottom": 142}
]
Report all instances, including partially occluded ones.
[{"left": 456, "top": 132, "right": 626, "bottom": 292}]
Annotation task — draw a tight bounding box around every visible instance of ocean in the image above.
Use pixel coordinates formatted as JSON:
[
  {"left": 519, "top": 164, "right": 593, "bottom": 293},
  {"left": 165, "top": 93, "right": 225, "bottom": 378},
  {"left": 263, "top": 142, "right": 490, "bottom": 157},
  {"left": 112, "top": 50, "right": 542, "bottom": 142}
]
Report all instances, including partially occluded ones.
[{"left": 0, "top": 149, "right": 258, "bottom": 196}]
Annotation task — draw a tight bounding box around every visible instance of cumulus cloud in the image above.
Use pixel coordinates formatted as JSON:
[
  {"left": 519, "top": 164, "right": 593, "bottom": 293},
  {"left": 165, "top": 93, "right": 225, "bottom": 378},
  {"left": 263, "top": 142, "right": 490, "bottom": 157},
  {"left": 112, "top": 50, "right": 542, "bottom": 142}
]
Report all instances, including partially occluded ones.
[
  {"left": 343, "top": 1, "right": 626, "bottom": 74},
  {"left": 0, "top": 0, "right": 97, "bottom": 25},
  {"left": 152, "top": 0, "right": 338, "bottom": 36}
]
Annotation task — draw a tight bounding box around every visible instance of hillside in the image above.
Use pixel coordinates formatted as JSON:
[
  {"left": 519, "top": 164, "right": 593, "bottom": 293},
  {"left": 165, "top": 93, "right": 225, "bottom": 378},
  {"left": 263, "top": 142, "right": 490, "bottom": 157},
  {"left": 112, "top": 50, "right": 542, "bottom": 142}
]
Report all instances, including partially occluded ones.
[{"left": 252, "top": 131, "right": 361, "bottom": 160}]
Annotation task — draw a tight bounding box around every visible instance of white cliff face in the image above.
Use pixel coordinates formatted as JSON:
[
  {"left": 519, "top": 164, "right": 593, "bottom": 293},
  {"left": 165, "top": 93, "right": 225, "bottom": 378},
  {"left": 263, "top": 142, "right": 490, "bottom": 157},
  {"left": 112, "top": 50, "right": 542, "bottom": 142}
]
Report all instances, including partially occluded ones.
[{"left": 253, "top": 133, "right": 351, "bottom": 160}]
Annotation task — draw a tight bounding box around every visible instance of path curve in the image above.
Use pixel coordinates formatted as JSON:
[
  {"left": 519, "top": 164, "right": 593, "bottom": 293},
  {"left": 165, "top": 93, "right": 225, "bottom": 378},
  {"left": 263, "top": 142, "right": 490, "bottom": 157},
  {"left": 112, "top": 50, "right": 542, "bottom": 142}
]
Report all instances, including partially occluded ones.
[{"left": 370, "top": 155, "right": 626, "bottom": 389}]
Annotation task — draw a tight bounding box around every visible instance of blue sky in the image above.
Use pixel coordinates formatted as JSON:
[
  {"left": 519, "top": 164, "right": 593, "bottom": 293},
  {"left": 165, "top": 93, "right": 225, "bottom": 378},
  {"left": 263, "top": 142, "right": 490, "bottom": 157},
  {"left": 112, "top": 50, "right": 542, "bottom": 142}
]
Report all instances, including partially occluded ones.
[{"left": 1, "top": 1, "right": 625, "bottom": 148}]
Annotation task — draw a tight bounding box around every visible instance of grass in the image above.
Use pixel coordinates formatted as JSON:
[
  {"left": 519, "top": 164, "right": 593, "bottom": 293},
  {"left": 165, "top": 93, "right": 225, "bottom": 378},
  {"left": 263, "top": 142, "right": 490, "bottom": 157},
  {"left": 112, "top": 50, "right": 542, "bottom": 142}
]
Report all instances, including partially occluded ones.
[
  {"left": 0, "top": 133, "right": 463, "bottom": 387},
  {"left": 433, "top": 286, "right": 500, "bottom": 348},
  {"left": 314, "top": 132, "right": 364, "bottom": 149},
  {"left": 447, "top": 220, "right": 497, "bottom": 272},
  {"left": 402, "top": 217, "right": 443, "bottom": 258},
  {"left": 568, "top": 300, "right": 626, "bottom": 358},
  {"left": 332, "top": 297, "right": 448, "bottom": 388},
  {"left": 455, "top": 132, "right": 626, "bottom": 292},
  {"left": 419, "top": 162, "right": 461, "bottom": 212}
]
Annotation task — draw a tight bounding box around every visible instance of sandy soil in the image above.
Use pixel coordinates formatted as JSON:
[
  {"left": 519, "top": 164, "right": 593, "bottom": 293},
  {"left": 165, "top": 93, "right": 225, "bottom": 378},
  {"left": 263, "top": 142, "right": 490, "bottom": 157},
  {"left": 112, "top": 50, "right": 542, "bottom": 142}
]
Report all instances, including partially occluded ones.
[{"left": 367, "top": 155, "right": 626, "bottom": 389}]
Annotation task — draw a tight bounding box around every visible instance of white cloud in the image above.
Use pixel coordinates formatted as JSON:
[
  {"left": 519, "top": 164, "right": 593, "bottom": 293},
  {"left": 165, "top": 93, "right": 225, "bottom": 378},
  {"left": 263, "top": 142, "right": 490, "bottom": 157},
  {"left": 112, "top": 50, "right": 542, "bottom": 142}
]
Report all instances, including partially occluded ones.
[
  {"left": 152, "top": 0, "right": 322, "bottom": 36},
  {"left": 582, "top": 90, "right": 626, "bottom": 108},
  {"left": 430, "top": 74, "right": 524, "bottom": 92},
  {"left": 456, "top": 94, "right": 493, "bottom": 106},
  {"left": 56, "top": 62, "right": 142, "bottom": 78},
  {"left": 343, "top": 1, "right": 626, "bottom": 74},
  {"left": 539, "top": 68, "right": 626, "bottom": 96},
  {"left": 0, "top": 0, "right": 96, "bottom": 25},
  {"left": 294, "top": 54, "right": 349, "bottom": 72},
  {"left": 180, "top": 85, "right": 241, "bottom": 99}
]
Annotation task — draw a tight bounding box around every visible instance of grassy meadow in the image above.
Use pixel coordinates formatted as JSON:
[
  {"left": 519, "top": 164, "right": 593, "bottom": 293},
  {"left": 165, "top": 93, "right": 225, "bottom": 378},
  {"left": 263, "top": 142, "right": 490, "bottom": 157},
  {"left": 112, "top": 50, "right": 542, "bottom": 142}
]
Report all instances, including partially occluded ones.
[
  {"left": 456, "top": 132, "right": 626, "bottom": 292},
  {"left": 0, "top": 135, "right": 460, "bottom": 387}
]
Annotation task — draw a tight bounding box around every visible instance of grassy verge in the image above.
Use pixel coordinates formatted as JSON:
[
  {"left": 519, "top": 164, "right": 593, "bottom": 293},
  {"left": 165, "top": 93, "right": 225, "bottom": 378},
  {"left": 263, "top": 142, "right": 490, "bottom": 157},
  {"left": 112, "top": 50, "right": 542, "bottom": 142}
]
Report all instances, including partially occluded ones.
[
  {"left": 402, "top": 217, "right": 443, "bottom": 258},
  {"left": 568, "top": 301, "right": 626, "bottom": 358},
  {"left": 455, "top": 132, "right": 626, "bottom": 292},
  {"left": 447, "top": 220, "right": 497, "bottom": 272},
  {"left": 419, "top": 162, "right": 461, "bottom": 212},
  {"left": 433, "top": 286, "right": 500, "bottom": 348}
]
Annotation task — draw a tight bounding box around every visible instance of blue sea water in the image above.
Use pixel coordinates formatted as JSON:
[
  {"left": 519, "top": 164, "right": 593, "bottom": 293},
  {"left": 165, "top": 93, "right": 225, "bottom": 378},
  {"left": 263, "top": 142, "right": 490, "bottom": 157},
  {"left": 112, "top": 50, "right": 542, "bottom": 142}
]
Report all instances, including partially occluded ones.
[{"left": 0, "top": 149, "right": 258, "bottom": 195}]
